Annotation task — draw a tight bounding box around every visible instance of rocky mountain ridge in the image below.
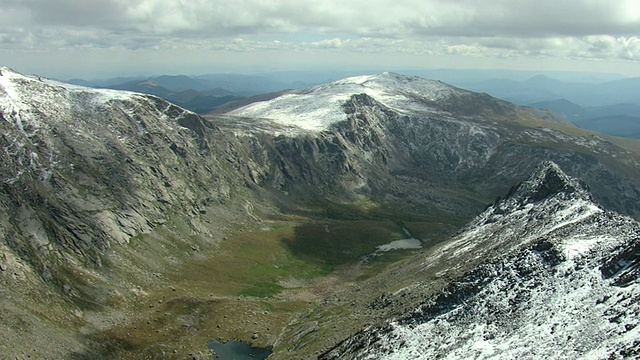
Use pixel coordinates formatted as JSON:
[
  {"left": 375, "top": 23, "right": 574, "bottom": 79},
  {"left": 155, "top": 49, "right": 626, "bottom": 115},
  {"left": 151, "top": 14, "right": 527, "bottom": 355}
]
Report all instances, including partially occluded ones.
[
  {"left": 322, "top": 162, "right": 640, "bottom": 359},
  {"left": 227, "top": 72, "right": 571, "bottom": 134},
  {"left": 1, "top": 67, "right": 240, "bottom": 263},
  {"left": 2, "top": 67, "right": 640, "bottom": 358},
  {"left": 1, "top": 67, "right": 267, "bottom": 356},
  {"left": 223, "top": 71, "right": 640, "bottom": 218}
]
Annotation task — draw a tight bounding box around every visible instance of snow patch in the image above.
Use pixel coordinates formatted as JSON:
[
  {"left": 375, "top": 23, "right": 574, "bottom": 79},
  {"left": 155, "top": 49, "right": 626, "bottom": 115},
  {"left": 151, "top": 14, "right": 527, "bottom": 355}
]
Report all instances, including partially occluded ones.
[
  {"left": 546, "top": 201, "right": 602, "bottom": 233},
  {"left": 228, "top": 72, "right": 463, "bottom": 132},
  {"left": 561, "top": 235, "right": 612, "bottom": 260},
  {"left": 377, "top": 238, "right": 422, "bottom": 252},
  {"left": 0, "top": 67, "right": 186, "bottom": 184}
]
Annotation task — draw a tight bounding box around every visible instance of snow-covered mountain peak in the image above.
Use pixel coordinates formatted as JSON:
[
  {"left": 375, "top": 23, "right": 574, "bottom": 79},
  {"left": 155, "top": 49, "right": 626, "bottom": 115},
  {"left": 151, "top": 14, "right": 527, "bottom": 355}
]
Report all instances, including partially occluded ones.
[
  {"left": 227, "top": 72, "right": 463, "bottom": 133},
  {"left": 440, "top": 162, "right": 603, "bottom": 263},
  {"left": 504, "top": 161, "right": 592, "bottom": 207},
  {"left": 0, "top": 67, "right": 136, "bottom": 110},
  {"left": 454, "top": 161, "right": 599, "bottom": 248},
  {"left": 0, "top": 66, "right": 16, "bottom": 76},
  {"left": 0, "top": 67, "right": 196, "bottom": 185},
  {"left": 329, "top": 72, "right": 440, "bottom": 89},
  {"left": 323, "top": 164, "right": 640, "bottom": 360}
]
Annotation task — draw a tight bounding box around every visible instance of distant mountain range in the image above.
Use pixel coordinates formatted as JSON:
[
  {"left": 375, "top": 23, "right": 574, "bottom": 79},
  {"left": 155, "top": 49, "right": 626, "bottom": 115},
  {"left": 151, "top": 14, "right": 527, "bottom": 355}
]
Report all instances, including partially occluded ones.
[
  {"left": 67, "top": 73, "right": 328, "bottom": 114},
  {"left": 529, "top": 99, "right": 640, "bottom": 139},
  {"left": 68, "top": 70, "right": 638, "bottom": 109},
  {"left": 456, "top": 74, "right": 640, "bottom": 107},
  {"left": 68, "top": 73, "right": 316, "bottom": 95},
  {"left": 447, "top": 75, "right": 640, "bottom": 139},
  {"left": 67, "top": 70, "right": 640, "bottom": 139},
  {"left": 107, "top": 78, "right": 241, "bottom": 114}
]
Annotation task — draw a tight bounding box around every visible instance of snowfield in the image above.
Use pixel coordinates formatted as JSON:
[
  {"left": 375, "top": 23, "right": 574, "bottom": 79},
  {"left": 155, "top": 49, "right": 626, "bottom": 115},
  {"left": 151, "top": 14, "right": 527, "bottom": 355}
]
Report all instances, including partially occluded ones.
[
  {"left": 0, "top": 66, "right": 136, "bottom": 117},
  {"left": 228, "top": 72, "right": 464, "bottom": 132}
]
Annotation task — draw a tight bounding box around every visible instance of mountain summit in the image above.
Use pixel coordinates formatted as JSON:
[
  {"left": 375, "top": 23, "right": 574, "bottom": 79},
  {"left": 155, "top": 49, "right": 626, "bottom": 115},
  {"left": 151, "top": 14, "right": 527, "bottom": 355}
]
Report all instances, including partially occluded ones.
[
  {"left": 227, "top": 72, "right": 510, "bottom": 132},
  {"left": 323, "top": 163, "right": 640, "bottom": 359},
  {"left": 509, "top": 161, "right": 588, "bottom": 202},
  {"left": 490, "top": 161, "right": 594, "bottom": 216}
]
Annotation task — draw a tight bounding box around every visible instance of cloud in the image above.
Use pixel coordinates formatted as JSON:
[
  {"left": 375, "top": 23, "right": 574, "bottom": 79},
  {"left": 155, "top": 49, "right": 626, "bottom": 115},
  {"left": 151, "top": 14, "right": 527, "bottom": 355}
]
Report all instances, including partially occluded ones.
[
  {"left": 5, "top": 1, "right": 639, "bottom": 38},
  {"left": 27, "top": 0, "right": 125, "bottom": 26},
  {"left": 309, "top": 38, "right": 344, "bottom": 49},
  {"left": 1, "top": 0, "right": 639, "bottom": 69},
  {"left": 400, "top": 0, "right": 640, "bottom": 38}
]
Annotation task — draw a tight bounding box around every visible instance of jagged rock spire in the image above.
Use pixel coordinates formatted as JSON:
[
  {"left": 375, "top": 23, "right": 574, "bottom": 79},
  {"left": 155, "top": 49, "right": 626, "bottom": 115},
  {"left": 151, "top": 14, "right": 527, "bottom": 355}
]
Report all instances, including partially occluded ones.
[{"left": 497, "top": 161, "right": 592, "bottom": 209}]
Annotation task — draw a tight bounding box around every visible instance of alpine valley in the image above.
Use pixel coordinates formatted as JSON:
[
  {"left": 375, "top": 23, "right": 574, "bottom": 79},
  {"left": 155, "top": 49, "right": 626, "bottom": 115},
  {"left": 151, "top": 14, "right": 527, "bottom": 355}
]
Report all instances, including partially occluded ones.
[{"left": 1, "top": 66, "right": 640, "bottom": 359}]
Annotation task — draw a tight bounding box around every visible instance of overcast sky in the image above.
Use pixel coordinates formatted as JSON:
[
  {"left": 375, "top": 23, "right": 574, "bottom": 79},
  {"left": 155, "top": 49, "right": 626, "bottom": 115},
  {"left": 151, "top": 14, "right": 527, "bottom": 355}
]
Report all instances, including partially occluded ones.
[{"left": 1, "top": 0, "right": 639, "bottom": 79}]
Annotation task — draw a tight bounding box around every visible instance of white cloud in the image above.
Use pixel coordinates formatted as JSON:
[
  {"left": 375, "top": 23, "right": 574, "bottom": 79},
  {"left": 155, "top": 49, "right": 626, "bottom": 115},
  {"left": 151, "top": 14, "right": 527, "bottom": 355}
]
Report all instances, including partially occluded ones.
[
  {"left": 1, "top": 0, "right": 639, "bottom": 76},
  {"left": 309, "top": 38, "right": 344, "bottom": 49}
]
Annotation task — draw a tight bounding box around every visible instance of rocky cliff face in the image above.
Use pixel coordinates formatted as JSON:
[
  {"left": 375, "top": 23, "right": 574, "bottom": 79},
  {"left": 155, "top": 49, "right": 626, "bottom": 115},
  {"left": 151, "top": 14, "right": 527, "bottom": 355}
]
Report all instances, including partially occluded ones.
[
  {"left": 0, "top": 68, "right": 267, "bottom": 356},
  {"left": 224, "top": 72, "right": 640, "bottom": 219},
  {"left": 321, "top": 162, "right": 640, "bottom": 359},
  {"left": 0, "top": 68, "right": 248, "bottom": 268}
]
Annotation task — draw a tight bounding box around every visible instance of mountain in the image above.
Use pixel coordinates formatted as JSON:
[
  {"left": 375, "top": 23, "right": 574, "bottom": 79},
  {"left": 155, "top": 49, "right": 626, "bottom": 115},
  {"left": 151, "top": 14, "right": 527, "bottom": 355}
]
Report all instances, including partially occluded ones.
[
  {"left": 0, "top": 67, "right": 265, "bottom": 357},
  {"left": 451, "top": 75, "right": 640, "bottom": 139},
  {"left": 108, "top": 79, "right": 242, "bottom": 114},
  {"left": 575, "top": 114, "right": 640, "bottom": 139},
  {"left": 145, "top": 75, "right": 216, "bottom": 92},
  {"left": 194, "top": 73, "right": 312, "bottom": 95},
  {"left": 70, "top": 73, "right": 322, "bottom": 114},
  {"left": 109, "top": 77, "right": 234, "bottom": 96},
  {"left": 69, "top": 72, "right": 323, "bottom": 105},
  {"left": 413, "top": 68, "right": 625, "bottom": 84},
  {"left": 531, "top": 99, "right": 640, "bottom": 139},
  {"left": 2, "top": 67, "right": 640, "bottom": 358},
  {"left": 462, "top": 75, "right": 640, "bottom": 107},
  {"left": 321, "top": 162, "right": 640, "bottom": 359},
  {"left": 224, "top": 72, "right": 576, "bottom": 131},
  {"left": 529, "top": 98, "right": 589, "bottom": 121},
  {"left": 220, "top": 72, "right": 640, "bottom": 219},
  {"left": 460, "top": 76, "right": 584, "bottom": 105},
  {"left": 67, "top": 73, "right": 305, "bottom": 114},
  {"left": 67, "top": 75, "right": 146, "bottom": 87},
  {"left": 67, "top": 75, "right": 214, "bottom": 92}
]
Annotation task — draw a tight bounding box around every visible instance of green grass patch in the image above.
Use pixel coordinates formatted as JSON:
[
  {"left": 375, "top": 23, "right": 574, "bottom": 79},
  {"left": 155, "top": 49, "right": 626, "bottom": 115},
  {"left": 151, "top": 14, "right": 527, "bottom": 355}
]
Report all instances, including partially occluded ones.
[
  {"left": 161, "top": 223, "right": 330, "bottom": 296},
  {"left": 151, "top": 218, "right": 451, "bottom": 299},
  {"left": 282, "top": 221, "right": 406, "bottom": 270},
  {"left": 239, "top": 282, "right": 285, "bottom": 297}
]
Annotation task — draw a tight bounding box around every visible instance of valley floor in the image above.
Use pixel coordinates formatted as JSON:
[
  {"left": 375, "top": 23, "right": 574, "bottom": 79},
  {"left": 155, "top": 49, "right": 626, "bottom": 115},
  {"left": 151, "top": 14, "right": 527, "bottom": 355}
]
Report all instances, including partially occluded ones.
[{"left": 49, "top": 211, "right": 461, "bottom": 359}]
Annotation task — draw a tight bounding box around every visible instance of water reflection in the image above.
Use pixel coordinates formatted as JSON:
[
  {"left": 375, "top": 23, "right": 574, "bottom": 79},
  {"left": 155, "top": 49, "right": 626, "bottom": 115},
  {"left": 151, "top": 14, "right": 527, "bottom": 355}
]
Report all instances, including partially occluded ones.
[{"left": 208, "top": 339, "right": 272, "bottom": 360}]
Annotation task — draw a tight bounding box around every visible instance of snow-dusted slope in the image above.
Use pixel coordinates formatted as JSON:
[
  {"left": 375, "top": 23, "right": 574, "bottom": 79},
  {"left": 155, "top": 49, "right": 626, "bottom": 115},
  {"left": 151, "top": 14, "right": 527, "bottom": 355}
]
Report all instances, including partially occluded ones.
[
  {"left": 227, "top": 72, "right": 463, "bottom": 132},
  {"left": 0, "top": 66, "right": 231, "bottom": 253},
  {"left": 0, "top": 67, "right": 256, "bottom": 358},
  {"left": 0, "top": 66, "right": 136, "bottom": 119},
  {"left": 0, "top": 66, "right": 189, "bottom": 185},
  {"left": 323, "top": 162, "right": 640, "bottom": 359}
]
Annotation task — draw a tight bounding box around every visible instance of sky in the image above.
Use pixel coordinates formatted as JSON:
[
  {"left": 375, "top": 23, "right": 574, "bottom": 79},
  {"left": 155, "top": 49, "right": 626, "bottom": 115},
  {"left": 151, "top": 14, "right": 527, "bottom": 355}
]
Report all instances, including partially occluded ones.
[{"left": 1, "top": 0, "right": 639, "bottom": 79}]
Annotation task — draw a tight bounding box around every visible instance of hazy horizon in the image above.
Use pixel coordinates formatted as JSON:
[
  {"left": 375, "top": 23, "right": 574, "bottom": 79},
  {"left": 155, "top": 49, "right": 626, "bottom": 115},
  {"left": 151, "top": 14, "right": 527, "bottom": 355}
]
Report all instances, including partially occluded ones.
[
  {"left": 1, "top": 1, "right": 639, "bottom": 80},
  {"left": 56, "top": 67, "right": 631, "bottom": 87}
]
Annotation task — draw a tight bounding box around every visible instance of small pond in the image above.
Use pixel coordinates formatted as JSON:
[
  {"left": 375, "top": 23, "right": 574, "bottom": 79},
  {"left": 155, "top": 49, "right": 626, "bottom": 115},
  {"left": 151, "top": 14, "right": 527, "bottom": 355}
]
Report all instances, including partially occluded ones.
[
  {"left": 208, "top": 340, "right": 272, "bottom": 360},
  {"left": 376, "top": 238, "right": 422, "bottom": 252}
]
